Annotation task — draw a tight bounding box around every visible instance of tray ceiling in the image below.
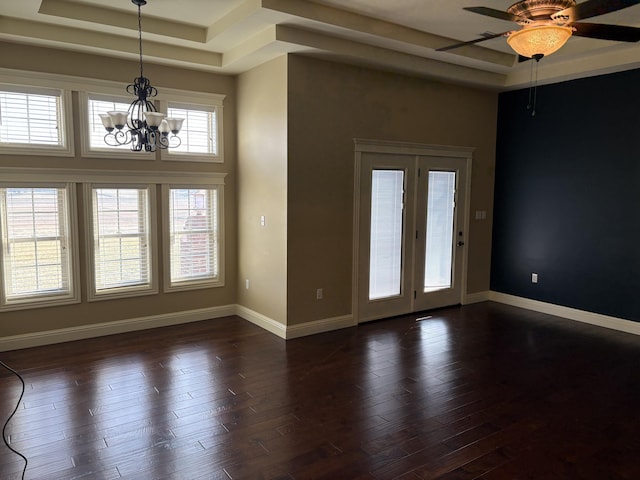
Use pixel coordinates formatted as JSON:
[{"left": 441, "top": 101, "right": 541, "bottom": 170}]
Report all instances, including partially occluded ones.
[{"left": 2, "top": 0, "right": 640, "bottom": 90}]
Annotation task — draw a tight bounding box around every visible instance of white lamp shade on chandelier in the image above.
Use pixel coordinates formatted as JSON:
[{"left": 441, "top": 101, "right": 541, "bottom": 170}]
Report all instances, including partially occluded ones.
[
  {"left": 507, "top": 25, "right": 573, "bottom": 58},
  {"left": 100, "top": 112, "right": 184, "bottom": 134}
]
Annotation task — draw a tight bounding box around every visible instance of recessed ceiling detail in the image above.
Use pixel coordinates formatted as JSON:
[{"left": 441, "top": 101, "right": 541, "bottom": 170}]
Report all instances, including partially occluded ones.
[{"left": 2, "top": 0, "right": 640, "bottom": 90}]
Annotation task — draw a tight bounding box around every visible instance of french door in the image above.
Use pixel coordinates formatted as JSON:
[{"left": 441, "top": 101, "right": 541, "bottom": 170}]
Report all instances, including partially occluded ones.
[{"left": 355, "top": 146, "right": 470, "bottom": 323}]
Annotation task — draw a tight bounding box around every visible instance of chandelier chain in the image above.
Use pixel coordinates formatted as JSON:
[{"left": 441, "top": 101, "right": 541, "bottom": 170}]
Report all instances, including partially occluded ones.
[{"left": 137, "top": 3, "right": 144, "bottom": 79}]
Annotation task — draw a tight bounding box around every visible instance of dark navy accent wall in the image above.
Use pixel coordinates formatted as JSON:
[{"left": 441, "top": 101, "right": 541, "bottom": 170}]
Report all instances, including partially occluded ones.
[{"left": 492, "top": 68, "right": 640, "bottom": 322}]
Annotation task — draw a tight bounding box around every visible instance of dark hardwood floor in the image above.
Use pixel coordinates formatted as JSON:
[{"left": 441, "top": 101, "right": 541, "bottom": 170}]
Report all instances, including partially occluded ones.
[{"left": 1, "top": 301, "right": 640, "bottom": 479}]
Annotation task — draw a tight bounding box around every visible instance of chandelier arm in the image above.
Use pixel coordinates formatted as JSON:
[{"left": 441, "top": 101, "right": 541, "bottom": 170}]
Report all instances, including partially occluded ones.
[
  {"left": 169, "top": 134, "right": 182, "bottom": 149},
  {"left": 128, "top": 100, "right": 144, "bottom": 131},
  {"left": 103, "top": 129, "right": 133, "bottom": 147},
  {"left": 144, "top": 99, "right": 157, "bottom": 113},
  {"left": 103, "top": 133, "right": 121, "bottom": 147},
  {"left": 153, "top": 131, "right": 171, "bottom": 149},
  {"left": 115, "top": 129, "right": 132, "bottom": 145}
]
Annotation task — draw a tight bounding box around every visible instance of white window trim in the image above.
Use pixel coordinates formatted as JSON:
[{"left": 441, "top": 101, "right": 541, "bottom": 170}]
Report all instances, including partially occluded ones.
[
  {"left": 84, "top": 183, "right": 158, "bottom": 301},
  {"left": 0, "top": 83, "right": 74, "bottom": 157},
  {"left": 0, "top": 166, "right": 226, "bottom": 186},
  {"left": 159, "top": 98, "right": 225, "bottom": 164},
  {"left": 0, "top": 181, "right": 81, "bottom": 311},
  {"left": 162, "top": 183, "right": 225, "bottom": 292}
]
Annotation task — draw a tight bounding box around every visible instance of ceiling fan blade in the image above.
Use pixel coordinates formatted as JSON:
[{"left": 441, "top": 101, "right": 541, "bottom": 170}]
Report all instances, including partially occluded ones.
[
  {"left": 436, "top": 31, "right": 509, "bottom": 52},
  {"left": 518, "top": 55, "right": 533, "bottom": 63},
  {"left": 572, "top": 22, "right": 640, "bottom": 42},
  {"left": 554, "top": 0, "right": 640, "bottom": 22},
  {"left": 463, "top": 7, "right": 521, "bottom": 22}
]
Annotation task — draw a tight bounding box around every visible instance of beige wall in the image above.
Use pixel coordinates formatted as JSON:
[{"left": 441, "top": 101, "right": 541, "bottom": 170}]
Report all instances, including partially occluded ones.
[
  {"left": 286, "top": 55, "right": 498, "bottom": 326},
  {"left": 0, "top": 43, "right": 237, "bottom": 338},
  {"left": 236, "top": 56, "right": 288, "bottom": 325},
  {"left": 0, "top": 43, "right": 499, "bottom": 342}
]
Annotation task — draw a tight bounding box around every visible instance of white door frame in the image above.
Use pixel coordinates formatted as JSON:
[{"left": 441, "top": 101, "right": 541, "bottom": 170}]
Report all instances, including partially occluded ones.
[{"left": 352, "top": 138, "right": 474, "bottom": 323}]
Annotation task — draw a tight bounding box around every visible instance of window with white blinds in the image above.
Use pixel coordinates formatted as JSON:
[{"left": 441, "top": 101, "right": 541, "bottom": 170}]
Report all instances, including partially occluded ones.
[
  {"left": 164, "top": 103, "right": 221, "bottom": 160},
  {"left": 86, "top": 95, "right": 132, "bottom": 151},
  {"left": 166, "top": 187, "right": 220, "bottom": 290},
  {"left": 0, "top": 185, "right": 79, "bottom": 309},
  {"left": 89, "top": 186, "right": 156, "bottom": 299},
  {"left": 369, "top": 170, "right": 404, "bottom": 300},
  {"left": 0, "top": 86, "right": 65, "bottom": 147}
]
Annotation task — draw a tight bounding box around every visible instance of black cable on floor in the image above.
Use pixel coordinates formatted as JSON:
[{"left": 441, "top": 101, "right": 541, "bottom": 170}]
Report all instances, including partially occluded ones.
[{"left": 0, "top": 360, "right": 27, "bottom": 480}]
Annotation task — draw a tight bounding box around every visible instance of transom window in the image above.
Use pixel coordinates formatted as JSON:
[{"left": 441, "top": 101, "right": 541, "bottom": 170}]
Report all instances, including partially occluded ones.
[
  {"left": 163, "top": 102, "right": 222, "bottom": 161},
  {"left": 87, "top": 185, "right": 157, "bottom": 300},
  {"left": 0, "top": 85, "right": 72, "bottom": 155},
  {"left": 165, "top": 186, "right": 222, "bottom": 290},
  {"left": 0, "top": 185, "right": 79, "bottom": 310}
]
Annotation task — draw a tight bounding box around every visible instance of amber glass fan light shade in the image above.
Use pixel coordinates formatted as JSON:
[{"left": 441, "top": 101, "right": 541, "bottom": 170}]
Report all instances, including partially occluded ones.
[{"left": 507, "top": 25, "right": 573, "bottom": 58}]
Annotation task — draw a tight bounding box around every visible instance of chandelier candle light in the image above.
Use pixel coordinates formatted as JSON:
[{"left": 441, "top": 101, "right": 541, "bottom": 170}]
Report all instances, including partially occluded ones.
[{"left": 99, "top": 0, "right": 183, "bottom": 151}]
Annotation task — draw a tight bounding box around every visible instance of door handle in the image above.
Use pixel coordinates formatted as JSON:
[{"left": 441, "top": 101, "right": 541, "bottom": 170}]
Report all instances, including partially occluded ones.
[{"left": 457, "top": 241, "right": 465, "bottom": 247}]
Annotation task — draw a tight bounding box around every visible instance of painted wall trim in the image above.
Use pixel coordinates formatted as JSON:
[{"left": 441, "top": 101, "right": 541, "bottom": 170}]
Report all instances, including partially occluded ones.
[
  {"left": 235, "top": 305, "right": 287, "bottom": 339},
  {"left": 463, "top": 291, "right": 490, "bottom": 305},
  {"left": 0, "top": 166, "right": 227, "bottom": 185},
  {"left": 286, "top": 315, "right": 356, "bottom": 340},
  {"left": 489, "top": 291, "right": 640, "bottom": 336},
  {"left": 353, "top": 138, "right": 475, "bottom": 157},
  {"left": 0, "top": 305, "right": 236, "bottom": 352}
]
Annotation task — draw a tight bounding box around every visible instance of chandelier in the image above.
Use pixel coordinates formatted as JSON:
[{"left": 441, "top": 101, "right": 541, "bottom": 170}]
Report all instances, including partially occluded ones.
[{"left": 99, "top": 0, "right": 183, "bottom": 152}]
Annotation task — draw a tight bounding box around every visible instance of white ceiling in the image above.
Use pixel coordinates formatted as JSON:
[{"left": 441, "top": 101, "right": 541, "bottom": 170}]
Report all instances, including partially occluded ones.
[{"left": 2, "top": 0, "right": 640, "bottom": 90}]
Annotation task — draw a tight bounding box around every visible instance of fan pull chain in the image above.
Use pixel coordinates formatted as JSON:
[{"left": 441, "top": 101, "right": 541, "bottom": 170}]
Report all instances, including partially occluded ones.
[
  {"left": 527, "top": 54, "right": 544, "bottom": 117},
  {"left": 527, "top": 57, "right": 535, "bottom": 112},
  {"left": 532, "top": 59, "right": 538, "bottom": 116}
]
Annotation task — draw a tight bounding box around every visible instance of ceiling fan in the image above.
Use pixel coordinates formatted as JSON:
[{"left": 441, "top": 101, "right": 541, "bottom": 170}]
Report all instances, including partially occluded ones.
[{"left": 438, "top": 0, "right": 640, "bottom": 60}]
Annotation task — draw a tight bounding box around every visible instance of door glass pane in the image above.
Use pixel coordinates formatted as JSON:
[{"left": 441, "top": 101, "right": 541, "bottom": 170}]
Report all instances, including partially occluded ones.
[
  {"left": 369, "top": 170, "right": 404, "bottom": 300},
  {"left": 424, "top": 171, "right": 456, "bottom": 292}
]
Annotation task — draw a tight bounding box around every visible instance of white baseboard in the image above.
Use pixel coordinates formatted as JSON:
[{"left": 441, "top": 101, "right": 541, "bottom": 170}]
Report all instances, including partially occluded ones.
[
  {"left": 20, "top": 290, "right": 628, "bottom": 353},
  {"left": 286, "top": 315, "right": 355, "bottom": 339},
  {"left": 1, "top": 303, "right": 355, "bottom": 352},
  {"left": 0, "top": 305, "right": 236, "bottom": 352},
  {"left": 234, "top": 306, "right": 355, "bottom": 340},
  {"left": 234, "top": 305, "right": 287, "bottom": 339},
  {"left": 489, "top": 291, "right": 640, "bottom": 336},
  {"left": 463, "top": 291, "right": 490, "bottom": 305}
]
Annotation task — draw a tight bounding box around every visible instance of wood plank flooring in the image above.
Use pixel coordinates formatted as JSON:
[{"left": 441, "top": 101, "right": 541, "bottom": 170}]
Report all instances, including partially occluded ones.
[{"left": 1, "top": 301, "right": 640, "bottom": 479}]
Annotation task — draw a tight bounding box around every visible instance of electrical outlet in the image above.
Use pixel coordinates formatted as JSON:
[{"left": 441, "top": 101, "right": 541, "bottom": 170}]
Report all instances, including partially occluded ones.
[
  {"left": 316, "top": 288, "right": 323, "bottom": 300},
  {"left": 531, "top": 273, "right": 538, "bottom": 284}
]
